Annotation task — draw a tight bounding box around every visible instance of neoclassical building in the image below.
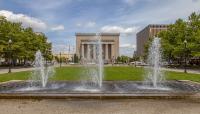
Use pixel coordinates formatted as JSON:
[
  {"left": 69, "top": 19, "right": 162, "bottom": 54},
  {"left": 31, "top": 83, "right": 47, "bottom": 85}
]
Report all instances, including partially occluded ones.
[{"left": 76, "top": 33, "right": 119, "bottom": 62}]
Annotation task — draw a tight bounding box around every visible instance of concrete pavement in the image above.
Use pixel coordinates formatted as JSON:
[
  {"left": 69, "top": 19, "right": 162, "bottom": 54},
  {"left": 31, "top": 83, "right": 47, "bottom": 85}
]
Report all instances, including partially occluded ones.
[
  {"left": 0, "top": 99, "right": 199, "bottom": 114},
  {"left": 0, "top": 65, "right": 199, "bottom": 74}
]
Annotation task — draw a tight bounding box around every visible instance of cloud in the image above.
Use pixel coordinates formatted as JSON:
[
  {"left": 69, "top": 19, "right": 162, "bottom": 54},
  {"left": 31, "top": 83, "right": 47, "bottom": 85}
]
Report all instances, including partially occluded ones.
[
  {"left": 76, "top": 23, "right": 82, "bottom": 27},
  {"left": 192, "top": 0, "right": 200, "bottom": 2},
  {"left": 120, "top": 43, "right": 136, "bottom": 49},
  {"left": 0, "top": 10, "right": 47, "bottom": 31},
  {"left": 123, "top": 0, "right": 153, "bottom": 5},
  {"left": 101, "top": 25, "right": 139, "bottom": 35},
  {"left": 0, "top": 10, "right": 65, "bottom": 32},
  {"left": 119, "top": 0, "right": 200, "bottom": 25},
  {"left": 76, "top": 21, "right": 96, "bottom": 28},
  {"left": 51, "top": 25, "right": 65, "bottom": 31},
  {"left": 17, "top": 0, "right": 72, "bottom": 11},
  {"left": 52, "top": 44, "right": 75, "bottom": 54},
  {"left": 123, "top": 0, "right": 138, "bottom": 5},
  {"left": 85, "top": 22, "right": 96, "bottom": 28},
  {"left": 119, "top": 43, "right": 136, "bottom": 57}
]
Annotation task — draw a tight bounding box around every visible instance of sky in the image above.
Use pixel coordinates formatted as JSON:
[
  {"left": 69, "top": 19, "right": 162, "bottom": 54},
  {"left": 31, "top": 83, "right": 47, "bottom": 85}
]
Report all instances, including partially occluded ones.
[{"left": 0, "top": 0, "right": 200, "bottom": 56}]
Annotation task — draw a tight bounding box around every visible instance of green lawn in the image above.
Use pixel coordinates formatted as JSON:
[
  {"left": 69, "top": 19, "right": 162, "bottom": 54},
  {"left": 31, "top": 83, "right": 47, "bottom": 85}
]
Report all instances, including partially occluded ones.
[{"left": 0, "top": 66, "right": 199, "bottom": 82}]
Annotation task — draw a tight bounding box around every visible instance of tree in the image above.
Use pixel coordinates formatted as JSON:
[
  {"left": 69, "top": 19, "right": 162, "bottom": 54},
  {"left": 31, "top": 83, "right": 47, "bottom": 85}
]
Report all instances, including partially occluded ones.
[
  {"left": 0, "top": 16, "right": 52, "bottom": 66},
  {"left": 158, "top": 12, "right": 200, "bottom": 65},
  {"left": 116, "top": 56, "right": 130, "bottom": 63}
]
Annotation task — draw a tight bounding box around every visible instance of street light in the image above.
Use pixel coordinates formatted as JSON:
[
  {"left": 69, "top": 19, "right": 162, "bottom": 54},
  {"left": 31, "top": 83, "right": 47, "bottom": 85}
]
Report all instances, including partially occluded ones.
[
  {"left": 45, "top": 48, "right": 48, "bottom": 67},
  {"left": 184, "top": 39, "right": 187, "bottom": 73},
  {"left": 8, "top": 39, "right": 12, "bottom": 73},
  {"left": 60, "top": 52, "right": 62, "bottom": 68}
]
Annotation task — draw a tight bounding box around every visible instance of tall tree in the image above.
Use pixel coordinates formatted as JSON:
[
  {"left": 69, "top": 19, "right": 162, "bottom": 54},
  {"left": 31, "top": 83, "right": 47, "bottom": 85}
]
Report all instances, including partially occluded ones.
[{"left": 0, "top": 16, "right": 52, "bottom": 66}]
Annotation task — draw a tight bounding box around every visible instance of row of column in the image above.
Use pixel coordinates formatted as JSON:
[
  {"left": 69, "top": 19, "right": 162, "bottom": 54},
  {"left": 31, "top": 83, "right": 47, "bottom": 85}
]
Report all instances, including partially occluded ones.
[{"left": 81, "top": 44, "right": 113, "bottom": 60}]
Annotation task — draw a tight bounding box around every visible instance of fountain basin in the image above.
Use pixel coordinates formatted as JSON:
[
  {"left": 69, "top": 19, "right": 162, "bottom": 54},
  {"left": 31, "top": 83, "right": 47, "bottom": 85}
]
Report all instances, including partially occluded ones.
[{"left": 0, "top": 81, "right": 199, "bottom": 99}]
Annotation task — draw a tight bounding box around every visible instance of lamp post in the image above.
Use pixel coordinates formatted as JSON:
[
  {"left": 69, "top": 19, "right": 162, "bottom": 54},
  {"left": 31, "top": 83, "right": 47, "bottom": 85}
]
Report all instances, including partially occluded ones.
[
  {"left": 60, "top": 52, "right": 62, "bottom": 68},
  {"left": 184, "top": 39, "right": 187, "bottom": 73},
  {"left": 45, "top": 48, "right": 48, "bottom": 67},
  {"left": 8, "top": 39, "right": 12, "bottom": 73}
]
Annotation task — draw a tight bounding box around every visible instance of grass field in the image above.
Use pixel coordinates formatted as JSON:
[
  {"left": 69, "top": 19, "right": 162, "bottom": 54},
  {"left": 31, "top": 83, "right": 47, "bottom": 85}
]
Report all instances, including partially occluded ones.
[{"left": 0, "top": 66, "right": 199, "bottom": 82}]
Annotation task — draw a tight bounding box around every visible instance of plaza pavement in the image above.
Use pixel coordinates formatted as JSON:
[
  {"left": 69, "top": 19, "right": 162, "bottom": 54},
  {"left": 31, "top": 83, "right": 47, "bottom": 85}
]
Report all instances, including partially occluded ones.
[{"left": 0, "top": 99, "right": 199, "bottom": 114}]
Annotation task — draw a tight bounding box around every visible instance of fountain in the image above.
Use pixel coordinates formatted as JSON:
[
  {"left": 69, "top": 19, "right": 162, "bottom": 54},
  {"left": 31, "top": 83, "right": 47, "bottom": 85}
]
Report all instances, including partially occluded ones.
[
  {"left": 0, "top": 37, "right": 199, "bottom": 99},
  {"left": 96, "top": 33, "right": 104, "bottom": 88},
  {"left": 79, "top": 33, "right": 104, "bottom": 90},
  {"left": 31, "top": 50, "right": 55, "bottom": 88},
  {"left": 145, "top": 37, "right": 165, "bottom": 88}
]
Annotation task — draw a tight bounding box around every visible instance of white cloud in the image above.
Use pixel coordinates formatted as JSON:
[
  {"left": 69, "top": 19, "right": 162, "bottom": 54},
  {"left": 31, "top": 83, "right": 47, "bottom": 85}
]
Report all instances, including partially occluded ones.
[
  {"left": 51, "top": 25, "right": 65, "bottom": 31},
  {"left": 124, "top": 0, "right": 138, "bottom": 5},
  {"left": 85, "top": 21, "right": 96, "bottom": 27},
  {"left": 119, "top": 0, "right": 200, "bottom": 25},
  {"left": 76, "top": 21, "right": 96, "bottom": 28},
  {"left": 123, "top": 0, "right": 153, "bottom": 5},
  {"left": 0, "top": 10, "right": 65, "bottom": 32},
  {"left": 0, "top": 10, "right": 47, "bottom": 31},
  {"left": 52, "top": 44, "right": 75, "bottom": 54},
  {"left": 76, "top": 23, "right": 82, "bottom": 27},
  {"left": 101, "top": 25, "right": 139, "bottom": 35},
  {"left": 120, "top": 43, "right": 136, "bottom": 49},
  {"left": 17, "top": 0, "right": 72, "bottom": 11},
  {"left": 119, "top": 43, "right": 136, "bottom": 57}
]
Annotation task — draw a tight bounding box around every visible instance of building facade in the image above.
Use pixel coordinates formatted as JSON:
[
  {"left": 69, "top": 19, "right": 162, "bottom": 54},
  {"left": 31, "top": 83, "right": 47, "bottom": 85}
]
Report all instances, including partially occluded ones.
[
  {"left": 76, "top": 33, "right": 119, "bottom": 63},
  {"left": 136, "top": 24, "right": 168, "bottom": 56}
]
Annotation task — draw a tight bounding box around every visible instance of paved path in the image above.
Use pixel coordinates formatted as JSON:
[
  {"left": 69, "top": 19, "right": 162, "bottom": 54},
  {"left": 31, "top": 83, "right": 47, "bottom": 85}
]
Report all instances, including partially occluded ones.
[
  {"left": 161, "top": 68, "right": 200, "bottom": 74},
  {"left": 141, "top": 66, "right": 200, "bottom": 74},
  {"left": 0, "top": 67, "right": 33, "bottom": 74},
  {"left": 0, "top": 99, "right": 199, "bottom": 114},
  {"left": 0, "top": 65, "right": 199, "bottom": 74}
]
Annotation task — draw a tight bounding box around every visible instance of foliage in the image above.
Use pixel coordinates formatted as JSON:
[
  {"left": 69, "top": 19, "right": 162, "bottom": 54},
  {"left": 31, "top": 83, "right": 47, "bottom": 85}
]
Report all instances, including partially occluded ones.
[
  {"left": 116, "top": 56, "right": 130, "bottom": 63},
  {"left": 0, "top": 16, "right": 52, "bottom": 65},
  {"left": 144, "top": 12, "right": 200, "bottom": 64},
  {"left": 73, "top": 54, "right": 79, "bottom": 63},
  {"left": 54, "top": 56, "right": 67, "bottom": 63}
]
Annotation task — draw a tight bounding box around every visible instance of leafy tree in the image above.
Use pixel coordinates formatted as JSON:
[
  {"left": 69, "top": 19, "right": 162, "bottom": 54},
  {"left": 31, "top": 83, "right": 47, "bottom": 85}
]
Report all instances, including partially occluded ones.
[
  {"left": 0, "top": 16, "right": 52, "bottom": 66},
  {"left": 158, "top": 12, "right": 200, "bottom": 65}
]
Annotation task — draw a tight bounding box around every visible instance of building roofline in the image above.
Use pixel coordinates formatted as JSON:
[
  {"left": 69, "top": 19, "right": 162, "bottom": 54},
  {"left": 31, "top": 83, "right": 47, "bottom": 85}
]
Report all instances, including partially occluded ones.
[
  {"left": 147, "top": 24, "right": 169, "bottom": 27},
  {"left": 75, "top": 33, "right": 120, "bottom": 36},
  {"left": 136, "top": 24, "right": 168, "bottom": 35}
]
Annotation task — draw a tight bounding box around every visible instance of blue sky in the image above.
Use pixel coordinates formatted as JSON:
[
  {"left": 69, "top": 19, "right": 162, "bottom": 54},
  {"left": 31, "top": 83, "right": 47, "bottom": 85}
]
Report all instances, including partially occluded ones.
[{"left": 0, "top": 0, "right": 200, "bottom": 56}]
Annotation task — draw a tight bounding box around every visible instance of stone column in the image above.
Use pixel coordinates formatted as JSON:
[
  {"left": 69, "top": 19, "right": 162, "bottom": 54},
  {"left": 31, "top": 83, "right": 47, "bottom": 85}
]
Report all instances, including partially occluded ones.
[
  {"left": 93, "top": 44, "right": 96, "bottom": 59},
  {"left": 111, "top": 44, "right": 115, "bottom": 58},
  {"left": 81, "top": 44, "right": 84, "bottom": 58},
  {"left": 105, "top": 44, "right": 109, "bottom": 60},
  {"left": 87, "top": 44, "right": 90, "bottom": 59}
]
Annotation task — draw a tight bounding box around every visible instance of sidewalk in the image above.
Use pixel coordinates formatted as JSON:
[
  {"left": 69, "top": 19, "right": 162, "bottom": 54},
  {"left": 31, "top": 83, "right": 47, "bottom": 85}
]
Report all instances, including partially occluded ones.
[
  {"left": 161, "top": 67, "right": 200, "bottom": 74},
  {"left": 0, "top": 99, "right": 199, "bottom": 114},
  {"left": 0, "top": 67, "right": 34, "bottom": 74},
  {"left": 0, "top": 65, "right": 199, "bottom": 74}
]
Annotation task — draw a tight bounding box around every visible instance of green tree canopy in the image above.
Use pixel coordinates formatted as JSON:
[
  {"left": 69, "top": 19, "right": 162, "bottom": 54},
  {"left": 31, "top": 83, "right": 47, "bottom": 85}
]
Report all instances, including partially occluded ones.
[
  {"left": 0, "top": 16, "right": 52, "bottom": 65},
  {"left": 158, "top": 12, "right": 200, "bottom": 64}
]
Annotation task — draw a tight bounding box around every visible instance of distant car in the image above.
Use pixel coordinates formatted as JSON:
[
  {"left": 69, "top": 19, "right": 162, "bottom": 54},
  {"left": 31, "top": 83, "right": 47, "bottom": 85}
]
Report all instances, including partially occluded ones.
[
  {"left": 24, "top": 61, "right": 32, "bottom": 67},
  {"left": 130, "top": 61, "right": 142, "bottom": 65},
  {"left": 69, "top": 62, "right": 75, "bottom": 65},
  {"left": 87, "top": 62, "right": 95, "bottom": 65},
  {"left": 130, "top": 61, "right": 148, "bottom": 66},
  {"left": 162, "top": 62, "right": 169, "bottom": 66}
]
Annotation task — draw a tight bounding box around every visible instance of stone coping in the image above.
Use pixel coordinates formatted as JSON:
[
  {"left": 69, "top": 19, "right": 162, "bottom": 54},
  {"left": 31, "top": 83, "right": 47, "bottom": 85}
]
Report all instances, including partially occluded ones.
[
  {"left": 0, "top": 80, "right": 199, "bottom": 100},
  {"left": 0, "top": 92, "right": 199, "bottom": 100}
]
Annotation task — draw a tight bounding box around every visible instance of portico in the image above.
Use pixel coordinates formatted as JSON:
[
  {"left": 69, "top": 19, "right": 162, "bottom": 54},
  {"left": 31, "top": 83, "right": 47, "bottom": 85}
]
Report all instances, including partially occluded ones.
[{"left": 76, "top": 33, "right": 119, "bottom": 63}]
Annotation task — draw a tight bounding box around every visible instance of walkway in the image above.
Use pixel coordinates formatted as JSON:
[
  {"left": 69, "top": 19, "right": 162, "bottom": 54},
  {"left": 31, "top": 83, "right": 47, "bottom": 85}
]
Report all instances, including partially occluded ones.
[
  {"left": 161, "top": 67, "right": 200, "bottom": 74},
  {"left": 0, "top": 67, "right": 33, "bottom": 74},
  {"left": 0, "top": 99, "right": 199, "bottom": 114},
  {"left": 0, "top": 65, "right": 199, "bottom": 74}
]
